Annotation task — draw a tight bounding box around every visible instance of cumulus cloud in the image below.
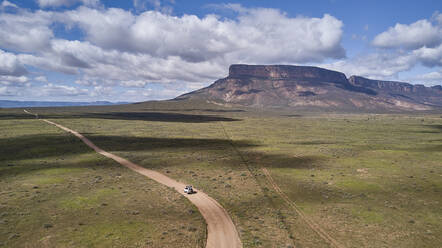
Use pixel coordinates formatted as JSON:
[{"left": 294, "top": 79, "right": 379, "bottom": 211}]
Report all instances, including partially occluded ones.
[
  {"left": 335, "top": 14, "right": 442, "bottom": 80},
  {"left": 59, "top": 6, "right": 345, "bottom": 64},
  {"left": 373, "top": 18, "right": 441, "bottom": 49},
  {"left": 413, "top": 44, "right": 442, "bottom": 67},
  {"left": 0, "top": 9, "right": 53, "bottom": 52},
  {"left": 0, "top": 50, "right": 27, "bottom": 76},
  {"left": 322, "top": 52, "right": 416, "bottom": 79},
  {"left": 0, "top": 50, "right": 29, "bottom": 86},
  {"left": 18, "top": 53, "right": 78, "bottom": 74},
  {"left": 43, "top": 39, "right": 226, "bottom": 83},
  {"left": 2, "top": 5, "right": 344, "bottom": 88},
  {"left": 0, "top": 4, "right": 347, "bottom": 100},
  {"left": 370, "top": 13, "right": 442, "bottom": 69}
]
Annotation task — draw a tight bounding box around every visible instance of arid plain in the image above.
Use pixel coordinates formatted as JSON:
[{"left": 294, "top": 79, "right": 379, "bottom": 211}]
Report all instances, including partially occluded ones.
[{"left": 1, "top": 100, "right": 441, "bottom": 247}]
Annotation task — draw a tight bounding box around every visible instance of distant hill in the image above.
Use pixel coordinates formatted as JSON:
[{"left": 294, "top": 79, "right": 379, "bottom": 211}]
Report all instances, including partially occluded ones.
[
  {"left": 0, "top": 100, "right": 131, "bottom": 108},
  {"left": 177, "top": 64, "right": 442, "bottom": 112}
]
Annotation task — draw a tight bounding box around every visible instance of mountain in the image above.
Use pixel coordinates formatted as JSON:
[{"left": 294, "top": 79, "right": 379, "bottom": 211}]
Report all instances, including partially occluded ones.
[
  {"left": 348, "top": 76, "right": 442, "bottom": 108},
  {"left": 0, "top": 100, "right": 130, "bottom": 108},
  {"left": 177, "top": 64, "right": 442, "bottom": 111}
]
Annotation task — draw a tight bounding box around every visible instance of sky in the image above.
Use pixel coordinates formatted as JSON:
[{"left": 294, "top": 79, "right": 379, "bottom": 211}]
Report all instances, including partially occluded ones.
[{"left": 0, "top": 0, "right": 441, "bottom": 102}]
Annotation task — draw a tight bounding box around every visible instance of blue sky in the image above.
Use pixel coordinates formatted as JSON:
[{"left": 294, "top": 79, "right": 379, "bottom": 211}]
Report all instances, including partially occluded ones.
[{"left": 0, "top": 0, "right": 441, "bottom": 102}]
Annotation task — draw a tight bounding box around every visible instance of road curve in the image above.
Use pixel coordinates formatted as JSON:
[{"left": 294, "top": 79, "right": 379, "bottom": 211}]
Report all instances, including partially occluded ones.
[{"left": 24, "top": 110, "right": 242, "bottom": 248}]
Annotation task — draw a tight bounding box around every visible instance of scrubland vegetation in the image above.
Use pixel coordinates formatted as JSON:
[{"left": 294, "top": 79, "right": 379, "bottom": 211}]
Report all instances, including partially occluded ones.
[{"left": 1, "top": 101, "right": 441, "bottom": 247}]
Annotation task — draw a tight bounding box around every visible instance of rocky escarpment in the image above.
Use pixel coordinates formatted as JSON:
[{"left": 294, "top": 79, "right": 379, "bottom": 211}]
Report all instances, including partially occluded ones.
[
  {"left": 177, "top": 64, "right": 442, "bottom": 111},
  {"left": 349, "top": 76, "right": 429, "bottom": 94},
  {"left": 349, "top": 76, "right": 442, "bottom": 107},
  {"left": 229, "top": 64, "right": 349, "bottom": 84}
]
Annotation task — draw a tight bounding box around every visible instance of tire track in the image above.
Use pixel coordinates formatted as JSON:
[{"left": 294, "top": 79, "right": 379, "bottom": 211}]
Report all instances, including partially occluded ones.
[
  {"left": 217, "top": 119, "right": 342, "bottom": 248},
  {"left": 261, "top": 168, "right": 344, "bottom": 248},
  {"left": 218, "top": 122, "right": 297, "bottom": 248}
]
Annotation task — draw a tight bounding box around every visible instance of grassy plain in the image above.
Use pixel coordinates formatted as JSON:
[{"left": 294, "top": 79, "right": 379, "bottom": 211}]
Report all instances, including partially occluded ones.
[
  {"left": 1, "top": 100, "right": 441, "bottom": 247},
  {"left": 0, "top": 110, "right": 206, "bottom": 248}
]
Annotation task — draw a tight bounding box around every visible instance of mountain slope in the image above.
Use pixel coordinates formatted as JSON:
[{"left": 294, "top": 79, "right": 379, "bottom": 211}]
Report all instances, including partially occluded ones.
[
  {"left": 348, "top": 76, "right": 442, "bottom": 108},
  {"left": 177, "top": 64, "right": 442, "bottom": 111}
]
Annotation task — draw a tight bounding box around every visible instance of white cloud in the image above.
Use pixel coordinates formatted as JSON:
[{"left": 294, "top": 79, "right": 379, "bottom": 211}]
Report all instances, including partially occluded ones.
[
  {"left": 39, "top": 83, "right": 88, "bottom": 96},
  {"left": 0, "top": 75, "right": 28, "bottom": 85},
  {"left": 133, "top": 0, "right": 146, "bottom": 12},
  {"left": 34, "top": 75, "right": 48, "bottom": 82},
  {"left": 37, "top": 0, "right": 99, "bottom": 8},
  {"left": 0, "top": 86, "right": 13, "bottom": 95},
  {"left": 18, "top": 53, "right": 78, "bottom": 74},
  {"left": 60, "top": 6, "right": 345, "bottom": 64},
  {"left": 121, "top": 80, "right": 148, "bottom": 87},
  {"left": 74, "top": 78, "right": 98, "bottom": 86},
  {"left": 0, "top": 4, "right": 347, "bottom": 100},
  {"left": 338, "top": 14, "right": 442, "bottom": 80},
  {"left": 133, "top": 0, "right": 175, "bottom": 13},
  {"left": 89, "top": 85, "right": 113, "bottom": 97},
  {"left": 147, "top": 0, "right": 173, "bottom": 14},
  {"left": 416, "top": 71, "right": 442, "bottom": 80},
  {"left": 373, "top": 18, "right": 442, "bottom": 49},
  {"left": 0, "top": 49, "right": 27, "bottom": 76},
  {"left": 0, "top": 85, "right": 24, "bottom": 96},
  {"left": 412, "top": 44, "right": 442, "bottom": 67},
  {"left": 0, "top": 9, "right": 53, "bottom": 52},
  {"left": 1, "top": 0, "right": 18, "bottom": 9},
  {"left": 42, "top": 39, "right": 226, "bottom": 84},
  {"left": 322, "top": 52, "right": 416, "bottom": 79},
  {"left": 410, "top": 71, "right": 442, "bottom": 85}
]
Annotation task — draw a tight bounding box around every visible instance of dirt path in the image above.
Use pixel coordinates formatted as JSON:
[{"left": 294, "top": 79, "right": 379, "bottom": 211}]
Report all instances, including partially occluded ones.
[
  {"left": 24, "top": 110, "right": 242, "bottom": 248},
  {"left": 261, "top": 168, "right": 344, "bottom": 248}
]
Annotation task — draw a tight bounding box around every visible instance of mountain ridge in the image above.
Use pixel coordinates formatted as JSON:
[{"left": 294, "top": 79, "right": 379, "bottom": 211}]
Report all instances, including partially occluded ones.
[{"left": 177, "top": 64, "right": 442, "bottom": 111}]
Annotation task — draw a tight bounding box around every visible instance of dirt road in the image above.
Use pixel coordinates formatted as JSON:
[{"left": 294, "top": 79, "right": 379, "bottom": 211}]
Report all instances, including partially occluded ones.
[{"left": 24, "top": 110, "right": 241, "bottom": 248}]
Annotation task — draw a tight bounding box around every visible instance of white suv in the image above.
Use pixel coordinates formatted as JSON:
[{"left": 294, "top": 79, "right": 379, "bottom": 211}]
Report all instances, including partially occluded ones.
[{"left": 184, "top": 185, "right": 194, "bottom": 194}]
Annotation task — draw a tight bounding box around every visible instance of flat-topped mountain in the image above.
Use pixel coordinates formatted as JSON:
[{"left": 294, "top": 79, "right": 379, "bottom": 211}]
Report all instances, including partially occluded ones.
[
  {"left": 177, "top": 64, "right": 442, "bottom": 111},
  {"left": 229, "top": 64, "right": 348, "bottom": 84}
]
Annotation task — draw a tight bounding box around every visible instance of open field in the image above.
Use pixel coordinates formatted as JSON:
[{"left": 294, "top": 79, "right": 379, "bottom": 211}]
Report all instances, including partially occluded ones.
[
  {"left": 1, "top": 101, "right": 441, "bottom": 247},
  {"left": 0, "top": 111, "right": 206, "bottom": 247}
]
